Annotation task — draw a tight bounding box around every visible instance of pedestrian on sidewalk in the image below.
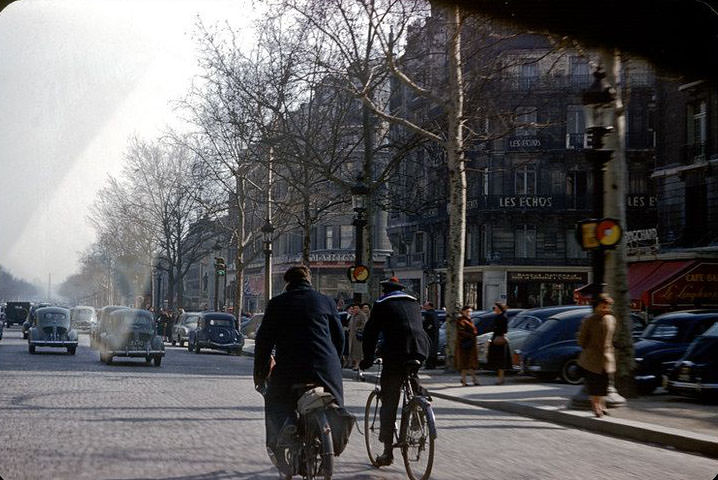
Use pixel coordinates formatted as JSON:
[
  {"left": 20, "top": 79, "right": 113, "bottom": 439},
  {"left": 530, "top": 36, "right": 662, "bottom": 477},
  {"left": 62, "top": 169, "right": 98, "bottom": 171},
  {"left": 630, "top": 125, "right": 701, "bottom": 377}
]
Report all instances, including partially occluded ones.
[
  {"left": 348, "top": 304, "right": 366, "bottom": 370},
  {"left": 488, "top": 302, "right": 510, "bottom": 385},
  {"left": 422, "top": 301, "right": 440, "bottom": 369},
  {"left": 455, "top": 305, "right": 479, "bottom": 386},
  {"left": 577, "top": 293, "right": 616, "bottom": 418}
]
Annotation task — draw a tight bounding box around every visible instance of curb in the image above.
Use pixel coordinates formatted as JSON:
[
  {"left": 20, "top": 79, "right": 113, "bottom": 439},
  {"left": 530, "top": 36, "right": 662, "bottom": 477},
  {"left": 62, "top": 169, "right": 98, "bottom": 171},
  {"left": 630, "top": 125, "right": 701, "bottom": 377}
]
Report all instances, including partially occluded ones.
[{"left": 246, "top": 346, "right": 718, "bottom": 460}]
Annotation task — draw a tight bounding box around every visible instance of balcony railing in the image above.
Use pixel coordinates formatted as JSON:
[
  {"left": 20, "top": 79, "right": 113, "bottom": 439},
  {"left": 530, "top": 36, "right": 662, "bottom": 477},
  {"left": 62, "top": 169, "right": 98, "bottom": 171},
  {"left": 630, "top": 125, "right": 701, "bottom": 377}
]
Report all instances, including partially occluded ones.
[{"left": 497, "top": 74, "right": 591, "bottom": 92}]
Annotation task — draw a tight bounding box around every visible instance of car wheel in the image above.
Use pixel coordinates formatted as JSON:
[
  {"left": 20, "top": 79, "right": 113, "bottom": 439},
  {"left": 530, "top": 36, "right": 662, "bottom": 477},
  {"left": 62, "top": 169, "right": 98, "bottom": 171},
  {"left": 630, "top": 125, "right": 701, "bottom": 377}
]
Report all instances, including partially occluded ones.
[
  {"left": 153, "top": 356, "right": 162, "bottom": 367},
  {"left": 561, "top": 359, "right": 584, "bottom": 385},
  {"left": 68, "top": 347, "right": 76, "bottom": 355},
  {"left": 171, "top": 337, "right": 176, "bottom": 346},
  {"left": 194, "top": 342, "right": 201, "bottom": 354},
  {"left": 145, "top": 356, "right": 152, "bottom": 364},
  {"left": 28, "top": 344, "right": 35, "bottom": 354}
]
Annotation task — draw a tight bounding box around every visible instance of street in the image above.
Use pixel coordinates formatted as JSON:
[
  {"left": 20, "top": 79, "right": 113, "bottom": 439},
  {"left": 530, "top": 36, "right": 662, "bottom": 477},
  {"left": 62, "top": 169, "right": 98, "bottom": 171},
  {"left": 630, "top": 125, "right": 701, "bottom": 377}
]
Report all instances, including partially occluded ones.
[{"left": 1, "top": 328, "right": 716, "bottom": 480}]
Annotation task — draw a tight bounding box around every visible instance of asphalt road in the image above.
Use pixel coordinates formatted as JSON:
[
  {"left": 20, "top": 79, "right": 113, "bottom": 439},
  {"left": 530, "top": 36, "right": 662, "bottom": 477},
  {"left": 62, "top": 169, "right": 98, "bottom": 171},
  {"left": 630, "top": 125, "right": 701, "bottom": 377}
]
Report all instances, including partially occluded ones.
[{"left": 1, "top": 327, "right": 717, "bottom": 480}]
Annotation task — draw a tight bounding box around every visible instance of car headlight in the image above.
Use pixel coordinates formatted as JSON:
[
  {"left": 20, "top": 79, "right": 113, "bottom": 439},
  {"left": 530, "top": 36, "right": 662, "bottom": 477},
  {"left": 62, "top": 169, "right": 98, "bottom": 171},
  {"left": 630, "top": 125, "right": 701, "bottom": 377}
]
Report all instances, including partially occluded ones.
[{"left": 634, "top": 357, "right": 643, "bottom": 363}]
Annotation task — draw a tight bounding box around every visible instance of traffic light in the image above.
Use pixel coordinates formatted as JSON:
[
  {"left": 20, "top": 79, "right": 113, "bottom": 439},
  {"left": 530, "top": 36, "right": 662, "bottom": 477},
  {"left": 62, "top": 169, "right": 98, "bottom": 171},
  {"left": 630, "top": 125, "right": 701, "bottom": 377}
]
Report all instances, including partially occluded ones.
[{"left": 215, "top": 257, "right": 226, "bottom": 276}]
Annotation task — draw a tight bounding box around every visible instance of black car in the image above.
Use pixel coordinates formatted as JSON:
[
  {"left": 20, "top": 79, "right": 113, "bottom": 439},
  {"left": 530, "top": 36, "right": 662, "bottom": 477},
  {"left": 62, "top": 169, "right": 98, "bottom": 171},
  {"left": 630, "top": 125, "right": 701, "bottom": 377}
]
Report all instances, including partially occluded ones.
[
  {"left": 28, "top": 306, "right": 79, "bottom": 354},
  {"left": 520, "top": 308, "right": 646, "bottom": 384},
  {"left": 99, "top": 308, "right": 165, "bottom": 366},
  {"left": 91, "top": 305, "right": 128, "bottom": 350},
  {"left": 634, "top": 310, "right": 718, "bottom": 394},
  {"left": 188, "top": 312, "right": 244, "bottom": 355},
  {"left": 22, "top": 303, "right": 51, "bottom": 339},
  {"left": 5, "top": 301, "right": 30, "bottom": 327},
  {"left": 666, "top": 323, "right": 718, "bottom": 400}
]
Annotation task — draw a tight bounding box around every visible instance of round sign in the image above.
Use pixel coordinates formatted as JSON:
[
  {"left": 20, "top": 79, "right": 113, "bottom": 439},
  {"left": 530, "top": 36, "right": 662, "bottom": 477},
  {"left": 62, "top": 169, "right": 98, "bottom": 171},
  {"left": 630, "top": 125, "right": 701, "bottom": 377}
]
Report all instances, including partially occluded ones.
[
  {"left": 596, "top": 218, "right": 622, "bottom": 247},
  {"left": 352, "top": 265, "right": 369, "bottom": 282}
]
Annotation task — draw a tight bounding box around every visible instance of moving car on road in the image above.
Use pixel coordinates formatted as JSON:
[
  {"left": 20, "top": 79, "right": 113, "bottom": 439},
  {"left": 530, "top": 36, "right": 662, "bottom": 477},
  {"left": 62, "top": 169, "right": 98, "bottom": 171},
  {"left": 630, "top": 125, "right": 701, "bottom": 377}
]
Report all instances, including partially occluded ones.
[
  {"left": 666, "top": 322, "right": 718, "bottom": 401},
  {"left": 70, "top": 305, "right": 96, "bottom": 332},
  {"left": 22, "top": 302, "right": 51, "bottom": 339},
  {"left": 634, "top": 310, "right": 718, "bottom": 394},
  {"left": 28, "top": 306, "right": 78, "bottom": 354},
  {"left": 5, "top": 301, "right": 30, "bottom": 327},
  {"left": 91, "top": 305, "right": 128, "bottom": 350},
  {"left": 189, "top": 312, "right": 243, "bottom": 355},
  {"left": 171, "top": 311, "right": 199, "bottom": 347},
  {"left": 99, "top": 308, "right": 165, "bottom": 366}
]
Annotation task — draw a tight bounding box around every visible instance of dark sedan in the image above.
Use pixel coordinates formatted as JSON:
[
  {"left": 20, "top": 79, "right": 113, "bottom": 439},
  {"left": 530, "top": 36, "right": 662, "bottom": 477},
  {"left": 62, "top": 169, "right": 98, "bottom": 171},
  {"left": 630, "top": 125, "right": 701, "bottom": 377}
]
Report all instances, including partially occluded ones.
[
  {"left": 189, "top": 312, "right": 244, "bottom": 355},
  {"left": 666, "top": 323, "right": 718, "bottom": 400},
  {"left": 28, "top": 306, "right": 79, "bottom": 354},
  {"left": 171, "top": 312, "right": 199, "bottom": 347},
  {"left": 634, "top": 310, "right": 718, "bottom": 394},
  {"left": 100, "top": 308, "right": 165, "bottom": 366}
]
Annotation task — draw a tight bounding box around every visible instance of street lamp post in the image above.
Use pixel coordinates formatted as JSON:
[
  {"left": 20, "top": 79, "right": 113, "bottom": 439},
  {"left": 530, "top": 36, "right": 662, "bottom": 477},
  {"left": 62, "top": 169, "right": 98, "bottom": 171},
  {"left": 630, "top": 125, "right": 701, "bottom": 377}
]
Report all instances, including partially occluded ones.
[
  {"left": 351, "top": 176, "right": 370, "bottom": 304},
  {"left": 154, "top": 266, "right": 162, "bottom": 312},
  {"left": 213, "top": 243, "right": 224, "bottom": 312},
  {"left": 262, "top": 219, "right": 274, "bottom": 310},
  {"left": 571, "top": 65, "right": 626, "bottom": 409}
]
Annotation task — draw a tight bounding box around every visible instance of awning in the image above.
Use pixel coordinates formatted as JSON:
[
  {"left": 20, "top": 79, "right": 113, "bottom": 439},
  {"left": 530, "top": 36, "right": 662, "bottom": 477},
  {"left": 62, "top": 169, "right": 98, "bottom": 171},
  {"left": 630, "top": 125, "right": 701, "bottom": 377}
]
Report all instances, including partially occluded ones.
[{"left": 629, "top": 260, "right": 695, "bottom": 309}]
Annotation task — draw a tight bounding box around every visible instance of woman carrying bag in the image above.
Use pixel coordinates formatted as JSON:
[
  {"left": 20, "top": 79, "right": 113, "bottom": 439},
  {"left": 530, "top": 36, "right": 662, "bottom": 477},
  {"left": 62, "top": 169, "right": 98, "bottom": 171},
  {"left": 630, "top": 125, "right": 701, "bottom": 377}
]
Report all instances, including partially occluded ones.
[
  {"left": 488, "top": 302, "right": 510, "bottom": 385},
  {"left": 454, "top": 305, "right": 479, "bottom": 386}
]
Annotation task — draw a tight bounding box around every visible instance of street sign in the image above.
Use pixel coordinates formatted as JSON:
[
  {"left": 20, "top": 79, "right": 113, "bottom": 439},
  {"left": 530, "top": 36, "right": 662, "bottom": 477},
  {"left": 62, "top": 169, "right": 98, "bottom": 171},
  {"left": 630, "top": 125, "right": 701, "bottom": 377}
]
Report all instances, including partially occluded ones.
[
  {"left": 352, "top": 264, "right": 369, "bottom": 282},
  {"left": 353, "top": 283, "right": 368, "bottom": 294}
]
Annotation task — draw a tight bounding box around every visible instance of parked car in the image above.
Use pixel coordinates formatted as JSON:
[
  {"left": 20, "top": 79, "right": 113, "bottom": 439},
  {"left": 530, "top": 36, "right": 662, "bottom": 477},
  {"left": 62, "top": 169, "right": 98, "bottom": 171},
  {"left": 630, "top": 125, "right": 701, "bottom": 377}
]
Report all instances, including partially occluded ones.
[
  {"left": 171, "top": 311, "right": 199, "bottom": 347},
  {"left": 424, "top": 309, "right": 447, "bottom": 362},
  {"left": 241, "top": 313, "right": 264, "bottom": 339},
  {"left": 99, "top": 308, "right": 165, "bottom": 366},
  {"left": 28, "top": 306, "right": 78, "bottom": 354},
  {"left": 91, "top": 305, "right": 128, "bottom": 350},
  {"left": 472, "top": 308, "right": 524, "bottom": 336},
  {"left": 633, "top": 310, "right": 718, "bottom": 394},
  {"left": 666, "top": 322, "right": 718, "bottom": 401},
  {"left": 188, "top": 312, "right": 244, "bottom": 355},
  {"left": 70, "top": 306, "right": 96, "bottom": 332},
  {"left": 478, "top": 305, "right": 587, "bottom": 367},
  {"left": 5, "top": 301, "right": 30, "bottom": 327},
  {"left": 0, "top": 312, "right": 4, "bottom": 340},
  {"left": 22, "top": 303, "right": 51, "bottom": 339},
  {"left": 520, "top": 308, "right": 663, "bottom": 385}
]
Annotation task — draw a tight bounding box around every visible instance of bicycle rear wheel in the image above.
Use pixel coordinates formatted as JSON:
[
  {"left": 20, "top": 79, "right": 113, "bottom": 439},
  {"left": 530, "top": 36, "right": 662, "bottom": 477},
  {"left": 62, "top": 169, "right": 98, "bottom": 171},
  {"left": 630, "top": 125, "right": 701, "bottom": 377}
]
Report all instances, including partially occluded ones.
[
  {"left": 401, "top": 401, "right": 435, "bottom": 480},
  {"left": 305, "top": 412, "right": 334, "bottom": 480},
  {"left": 364, "top": 389, "right": 384, "bottom": 467}
]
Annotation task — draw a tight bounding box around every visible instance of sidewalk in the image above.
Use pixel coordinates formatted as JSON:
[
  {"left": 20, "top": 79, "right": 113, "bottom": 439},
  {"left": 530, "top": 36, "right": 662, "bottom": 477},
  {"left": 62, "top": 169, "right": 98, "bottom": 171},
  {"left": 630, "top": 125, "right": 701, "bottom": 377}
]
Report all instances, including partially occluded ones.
[{"left": 242, "top": 339, "right": 718, "bottom": 459}]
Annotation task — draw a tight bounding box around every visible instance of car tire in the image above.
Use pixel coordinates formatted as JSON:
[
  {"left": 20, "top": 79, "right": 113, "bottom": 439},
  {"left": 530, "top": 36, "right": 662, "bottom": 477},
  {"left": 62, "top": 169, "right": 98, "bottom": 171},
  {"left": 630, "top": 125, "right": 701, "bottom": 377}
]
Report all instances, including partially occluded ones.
[
  {"left": 194, "top": 342, "right": 201, "bottom": 354},
  {"left": 153, "top": 356, "right": 162, "bottom": 367},
  {"left": 187, "top": 341, "right": 193, "bottom": 352},
  {"left": 28, "top": 344, "right": 35, "bottom": 354},
  {"left": 561, "top": 359, "right": 584, "bottom": 385},
  {"left": 68, "top": 347, "right": 76, "bottom": 355},
  {"left": 171, "top": 338, "right": 176, "bottom": 346}
]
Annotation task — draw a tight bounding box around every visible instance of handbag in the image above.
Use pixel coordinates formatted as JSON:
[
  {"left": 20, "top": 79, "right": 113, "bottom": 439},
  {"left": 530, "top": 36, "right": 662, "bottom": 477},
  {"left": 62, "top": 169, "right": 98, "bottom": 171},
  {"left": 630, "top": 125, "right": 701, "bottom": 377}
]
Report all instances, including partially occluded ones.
[{"left": 492, "top": 335, "right": 507, "bottom": 346}]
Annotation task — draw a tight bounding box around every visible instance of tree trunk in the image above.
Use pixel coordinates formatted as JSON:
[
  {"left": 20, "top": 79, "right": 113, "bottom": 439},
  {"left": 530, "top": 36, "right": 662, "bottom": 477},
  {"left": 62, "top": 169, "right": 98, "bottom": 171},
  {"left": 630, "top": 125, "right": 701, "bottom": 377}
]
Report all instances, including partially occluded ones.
[
  {"left": 176, "top": 261, "right": 184, "bottom": 309},
  {"left": 603, "top": 49, "right": 636, "bottom": 398},
  {"left": 443, "top": 5, "right": 466, "bottom": 370},
  {"left": 167, "top": 269, "right": 175, "bottom": 310},
  {"left": 302, "top": 198, "right": 311, "bottom": 265}
]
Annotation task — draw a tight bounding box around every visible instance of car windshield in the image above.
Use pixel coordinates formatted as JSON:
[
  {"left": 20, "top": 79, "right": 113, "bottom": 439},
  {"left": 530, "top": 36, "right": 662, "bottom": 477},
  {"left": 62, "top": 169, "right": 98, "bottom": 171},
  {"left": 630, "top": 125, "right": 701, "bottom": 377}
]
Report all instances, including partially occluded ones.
[
  {"left": 684, "top": 337, "right": 718, "bottom": 363},
  {"left": 74, "top": 310, "right": 94, "bottom": 320},
  {"left": 509, "top": 315, "right": 541, "bottom": 331},
  {"left": 534, "top": 318, "right": 558, "bottom": 334},
  {"left": 39, "top": 312, "right": 69, "bottom": 325},
  {"left": 641, "top": 321, "right": 681, "bottom": 341},
  {"left": 208, "top": 318, "right": 234, "bottom": 328},
  {"left": 130, "top": 317, "right": 154, "bottom": 330}
]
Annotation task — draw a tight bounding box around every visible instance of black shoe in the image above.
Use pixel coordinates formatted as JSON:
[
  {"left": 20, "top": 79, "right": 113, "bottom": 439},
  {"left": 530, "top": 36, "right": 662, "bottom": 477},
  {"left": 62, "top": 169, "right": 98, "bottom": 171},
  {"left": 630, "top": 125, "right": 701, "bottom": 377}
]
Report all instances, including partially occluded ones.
[{"left": 375, "top": 453, "right": 393, "bottom": 467}]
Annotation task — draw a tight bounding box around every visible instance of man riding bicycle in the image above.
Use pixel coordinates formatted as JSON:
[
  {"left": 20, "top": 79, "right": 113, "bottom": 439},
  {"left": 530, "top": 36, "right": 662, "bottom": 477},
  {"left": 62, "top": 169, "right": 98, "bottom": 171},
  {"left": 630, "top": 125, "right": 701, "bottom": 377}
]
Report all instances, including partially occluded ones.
[
  {"left": 360, "top": 277, "right": 430, "bottom": 466},
  {"left": 254, "top": 265, "right": 345, "bottom": 476}
]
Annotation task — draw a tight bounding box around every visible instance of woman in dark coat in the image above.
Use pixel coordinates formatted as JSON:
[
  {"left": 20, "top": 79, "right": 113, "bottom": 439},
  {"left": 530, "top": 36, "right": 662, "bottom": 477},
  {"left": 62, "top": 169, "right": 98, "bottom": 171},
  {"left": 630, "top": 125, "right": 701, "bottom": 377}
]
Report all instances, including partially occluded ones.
[
  {"left": 488, "top": 302, "right": 510, "bottom": 385},
  {"left": 454, "top": 306, "right": 479, "bottom": 386}
]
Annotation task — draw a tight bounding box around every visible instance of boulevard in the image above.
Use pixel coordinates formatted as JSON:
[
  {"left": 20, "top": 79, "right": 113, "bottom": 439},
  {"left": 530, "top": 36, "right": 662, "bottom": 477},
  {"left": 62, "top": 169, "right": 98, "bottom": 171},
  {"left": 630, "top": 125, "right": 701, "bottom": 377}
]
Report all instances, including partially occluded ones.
[{"left": 1, "top": 328, "right": 716, "bottom": 480}]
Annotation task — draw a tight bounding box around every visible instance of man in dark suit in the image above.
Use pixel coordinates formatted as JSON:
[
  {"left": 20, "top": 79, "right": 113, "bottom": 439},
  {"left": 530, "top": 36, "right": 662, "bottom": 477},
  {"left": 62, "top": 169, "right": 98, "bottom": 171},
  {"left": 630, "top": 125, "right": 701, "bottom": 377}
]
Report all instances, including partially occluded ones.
[
  {"left": 422, "top": 301, "right": 440, "bottom": 369},
  {"left": 253, "top": 265, "right": 345, "bottom": 474},
  {"left": 360, "top": 277, "right": 430, "bottom": 467}
]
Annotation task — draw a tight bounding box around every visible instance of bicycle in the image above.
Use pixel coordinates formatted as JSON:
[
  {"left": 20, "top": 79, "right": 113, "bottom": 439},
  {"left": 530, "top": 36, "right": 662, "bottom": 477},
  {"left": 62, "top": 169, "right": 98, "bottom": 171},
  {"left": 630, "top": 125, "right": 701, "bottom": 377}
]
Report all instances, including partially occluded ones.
[
  {"left": 364, "top": 359, "right": 437, "bottom": 480},
  {"left": 258, "top": 383, "right": 336, "bottom": 480}
]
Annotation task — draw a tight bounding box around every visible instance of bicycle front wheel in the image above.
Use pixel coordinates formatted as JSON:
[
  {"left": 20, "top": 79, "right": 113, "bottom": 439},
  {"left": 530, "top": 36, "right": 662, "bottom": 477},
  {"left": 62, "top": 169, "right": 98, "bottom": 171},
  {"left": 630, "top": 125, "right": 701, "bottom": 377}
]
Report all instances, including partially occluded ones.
[
  {"left": 401, "top": 400, "right": 435, "bottom": 480},
  {"left": 364, "top": 389, "right": 384, "bottom": 467}
]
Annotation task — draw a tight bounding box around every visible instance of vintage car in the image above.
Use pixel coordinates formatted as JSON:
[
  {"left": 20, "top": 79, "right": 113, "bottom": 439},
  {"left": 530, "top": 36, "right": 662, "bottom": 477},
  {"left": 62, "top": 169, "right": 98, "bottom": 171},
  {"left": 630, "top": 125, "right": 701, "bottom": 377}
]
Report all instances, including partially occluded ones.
[
  {"left": 22, "top": 303, "right": 51, "bottom": 339},
  {"left": 5, "top": 301, "right": 30, "bottom": 327},
  {"left": 91, "top": 305, "right": 128, "bottom": 350},
  {"left": 70, "top": 305, "right": 96, "bottom": 332},
  {"left": 28, "top": 306, "right": 78, "bottom": 354},
  {"left": 171, "top": 311, "right": 199, "bottom": 347},
  {"left": 99, "top": 308, "right": 165, "bottom": 366},
  {"left": 0, "top": 312, "right": 4, "bottom": 340},
  {"left": 633, "top": 310, "right": 718, "bottom": 394},
  {"left": 241, "top": 313, "right": 263, "bottom": 339},
  {"left": 188, "top": 312, "right": 244, "bottom": 355},
  {"left": 666, "top": 322, "right": 718, "bottom": 401}
]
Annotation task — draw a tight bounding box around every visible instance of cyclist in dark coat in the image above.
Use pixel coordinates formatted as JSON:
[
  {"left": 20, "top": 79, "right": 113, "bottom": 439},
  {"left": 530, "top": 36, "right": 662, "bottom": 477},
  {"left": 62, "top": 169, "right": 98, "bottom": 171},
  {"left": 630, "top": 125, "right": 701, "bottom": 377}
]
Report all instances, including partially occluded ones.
[
  {"left": 253, "top": 265, "right": 345, "bottom": 472},
  {"left": 360, "top": 277, "right": 430, "bottom": 466}
]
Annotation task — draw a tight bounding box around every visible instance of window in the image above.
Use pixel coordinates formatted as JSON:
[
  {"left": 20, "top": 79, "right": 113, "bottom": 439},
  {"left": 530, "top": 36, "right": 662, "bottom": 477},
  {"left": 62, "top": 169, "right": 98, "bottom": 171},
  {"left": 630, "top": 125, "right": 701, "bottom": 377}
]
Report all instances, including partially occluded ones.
[
  {"left": 465, "top": 230, "right": 473, "bottom": 261},
  {"left": 514, "top": 225, "right": 536, "bottom": 258},
  {"left": 566, "top": 171, "right": 588, "bottom": 209},
  {"left": 340, "top": 225, "right": 353, "bottom": 249},
  {"left": 566, "top": 105, "right": 585, "bottom": 148},
  {"left": 569, "top": 56, "right": 589, "bottom": 87},
  {"left": 515, "top": 108, "right": 537, "bottom": 136},
  {"left": 414, "top": 231, "right": 425, "bottom": 254},
  {"left": 566, "top": 230, "right": 587, "bottom": 258},
  {"left": 325, "top": 226, "right": 334, "bottom": 249},
  {"left": 519, "top": 62, "right": 538, "bottom": 89},
  {"left": 514, "top": 164, "right": 537, "bottom": 194}
]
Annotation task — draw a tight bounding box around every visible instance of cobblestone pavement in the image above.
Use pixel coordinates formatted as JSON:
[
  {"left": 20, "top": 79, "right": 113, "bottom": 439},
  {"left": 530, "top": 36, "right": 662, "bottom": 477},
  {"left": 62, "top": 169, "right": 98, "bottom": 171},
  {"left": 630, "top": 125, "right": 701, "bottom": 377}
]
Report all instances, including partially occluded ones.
[{"left": 1, "top": 328, "right": 717, "bottom": 480}]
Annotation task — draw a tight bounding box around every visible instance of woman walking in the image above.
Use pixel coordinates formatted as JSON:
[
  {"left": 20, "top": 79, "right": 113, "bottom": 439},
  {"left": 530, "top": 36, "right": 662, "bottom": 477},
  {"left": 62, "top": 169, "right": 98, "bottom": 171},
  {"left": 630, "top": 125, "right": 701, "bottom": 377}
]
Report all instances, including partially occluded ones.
[
  {"left": 348, "top": 304, "right": 367, "bottom": 370},
  {"left": 577, "top": 293, "right": 616, "bottom": 417},
  {"left": 488, "top": 302, "right": 510, "bottom": 385},
  {"left": 455, "top": 306, "right": 479, "bottom": 386}
]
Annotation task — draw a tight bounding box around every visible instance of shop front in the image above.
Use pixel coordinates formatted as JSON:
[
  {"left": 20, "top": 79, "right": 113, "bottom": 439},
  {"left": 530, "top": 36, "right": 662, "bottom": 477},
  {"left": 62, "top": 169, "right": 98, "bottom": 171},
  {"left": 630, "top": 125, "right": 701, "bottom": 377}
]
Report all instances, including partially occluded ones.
[{"left": 508, "top": 270, "right": 589, "bottom": 309}]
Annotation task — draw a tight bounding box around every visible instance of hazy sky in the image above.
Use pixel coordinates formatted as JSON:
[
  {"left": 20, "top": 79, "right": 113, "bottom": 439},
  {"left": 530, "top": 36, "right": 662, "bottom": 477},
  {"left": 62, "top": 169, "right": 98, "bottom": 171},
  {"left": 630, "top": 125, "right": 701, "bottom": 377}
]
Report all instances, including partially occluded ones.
[{"left": 0, "top": 0, "right": 259, "bottom": 286}]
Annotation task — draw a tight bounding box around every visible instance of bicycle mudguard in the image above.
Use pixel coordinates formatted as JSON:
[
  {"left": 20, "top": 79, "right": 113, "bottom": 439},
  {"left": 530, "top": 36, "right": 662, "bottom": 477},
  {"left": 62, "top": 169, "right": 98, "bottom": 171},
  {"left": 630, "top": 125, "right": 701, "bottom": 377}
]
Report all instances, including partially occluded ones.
[{"left": 404, "top": 396, "right": 438, "bottom": 440}]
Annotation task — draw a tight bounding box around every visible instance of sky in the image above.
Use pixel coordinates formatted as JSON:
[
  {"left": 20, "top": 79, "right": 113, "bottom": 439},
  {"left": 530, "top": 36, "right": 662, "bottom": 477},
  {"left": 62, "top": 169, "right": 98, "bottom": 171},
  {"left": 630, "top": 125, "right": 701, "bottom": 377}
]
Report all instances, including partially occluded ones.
[{"left": 0, "top": 0, "right": 260, "bottom": 286}]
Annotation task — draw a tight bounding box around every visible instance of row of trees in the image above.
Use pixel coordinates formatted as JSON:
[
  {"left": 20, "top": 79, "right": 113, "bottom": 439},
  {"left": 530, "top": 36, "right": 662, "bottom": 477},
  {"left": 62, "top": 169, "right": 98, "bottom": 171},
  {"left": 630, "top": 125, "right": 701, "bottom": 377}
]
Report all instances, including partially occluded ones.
[{"left": 0, "top": 266, "right": 39, "bottom": 300}]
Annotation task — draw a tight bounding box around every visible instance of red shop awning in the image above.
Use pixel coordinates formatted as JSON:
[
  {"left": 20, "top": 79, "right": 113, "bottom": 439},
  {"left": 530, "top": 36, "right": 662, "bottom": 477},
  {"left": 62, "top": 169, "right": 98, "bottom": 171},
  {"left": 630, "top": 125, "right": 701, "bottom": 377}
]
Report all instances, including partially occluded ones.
[{"left": 629, "top": 260, "right": 695, "bottom": 309}]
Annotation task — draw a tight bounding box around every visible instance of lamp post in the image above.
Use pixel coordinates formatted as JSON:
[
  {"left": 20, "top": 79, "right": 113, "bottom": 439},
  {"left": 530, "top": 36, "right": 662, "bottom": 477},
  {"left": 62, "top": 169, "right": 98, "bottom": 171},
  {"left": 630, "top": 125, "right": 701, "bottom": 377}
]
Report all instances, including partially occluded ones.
[
  {"left": 213, "top": 243, "right": 223, "bottom": 312},
  {"left": 571, "top": 65, "right": 626, "bottom": 409},
  {"left": 351, "top": 176, "right": 370, "bottom": 304},
  {"left": 154, "top": 266, "right": 162, "bottom": 312},
  {"left": 262, "top": 219, "right": 274, "bottom": 309}
]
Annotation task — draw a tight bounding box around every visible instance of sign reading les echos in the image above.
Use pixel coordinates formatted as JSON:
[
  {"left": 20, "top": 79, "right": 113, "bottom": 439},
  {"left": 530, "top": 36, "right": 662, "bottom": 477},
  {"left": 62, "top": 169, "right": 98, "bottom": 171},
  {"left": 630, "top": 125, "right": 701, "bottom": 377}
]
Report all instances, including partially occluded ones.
[{"left": 651, "top": 263, "right": 718, "bottom": 307}]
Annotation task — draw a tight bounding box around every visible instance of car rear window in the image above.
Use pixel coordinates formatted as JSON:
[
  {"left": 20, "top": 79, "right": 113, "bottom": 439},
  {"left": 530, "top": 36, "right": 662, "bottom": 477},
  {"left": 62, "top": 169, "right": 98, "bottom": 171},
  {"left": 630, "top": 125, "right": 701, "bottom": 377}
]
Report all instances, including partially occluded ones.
[
  {"left": 42, "top": 312, "right": 67, "bottom": 321},
  {"left": 208, "top": 318, "right": 233, "bottom": 327},
  {"left": 641, "top": 322, "right": 680, "bottom": 341}
]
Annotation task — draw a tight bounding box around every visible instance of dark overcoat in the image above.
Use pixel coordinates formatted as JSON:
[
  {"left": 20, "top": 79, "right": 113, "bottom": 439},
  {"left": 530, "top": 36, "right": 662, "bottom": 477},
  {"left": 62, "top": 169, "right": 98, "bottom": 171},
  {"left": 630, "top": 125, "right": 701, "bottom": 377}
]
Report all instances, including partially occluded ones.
[
  {"left": 362, "top": 291, "right": 430, "bottom": 366},
  {"left": 254, "top": 280, "right": 345, "bottom": 406}
]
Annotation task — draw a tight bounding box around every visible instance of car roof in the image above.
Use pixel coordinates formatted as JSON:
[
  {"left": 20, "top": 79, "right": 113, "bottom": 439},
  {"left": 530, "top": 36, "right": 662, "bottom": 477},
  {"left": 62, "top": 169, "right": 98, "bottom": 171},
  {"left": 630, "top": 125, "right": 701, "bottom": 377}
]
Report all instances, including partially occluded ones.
[
  {"left": 36, "top": 306, "right": 69, "bottom": 314},
  {"left": 545, "top": 307, "right": 593, "bottom": 321},
  {"left": 516, "top": 305, "right": 589, "bottom": 319},
  {"left": 653, "top": 310, "right": 718, "bottom": 321},
  {"left": 201, "top": 312, "right": 236, "bottom": 320}
]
